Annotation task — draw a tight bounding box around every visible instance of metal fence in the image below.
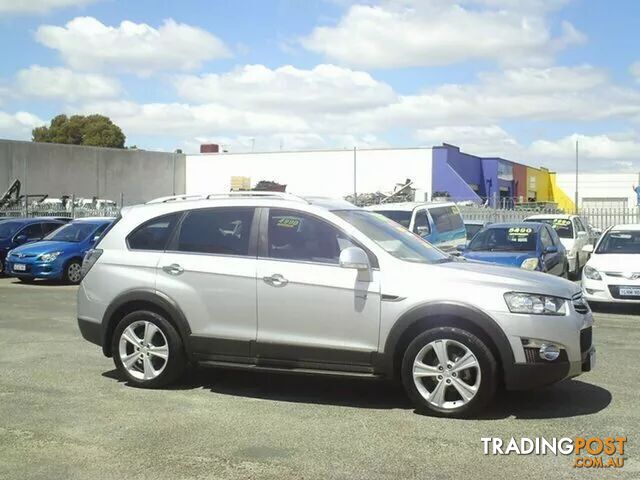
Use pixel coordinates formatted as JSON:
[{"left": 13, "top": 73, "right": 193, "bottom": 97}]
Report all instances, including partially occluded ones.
[
  {"left": 459, "top": 206, "right": 640, "bottom": 230},
  {"left": 0, "top": 205, "right": 120, "bottom": 219}
]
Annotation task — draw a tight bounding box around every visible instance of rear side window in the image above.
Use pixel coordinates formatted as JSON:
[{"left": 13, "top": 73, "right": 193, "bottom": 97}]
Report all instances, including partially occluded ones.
[
  {"left": 128, "top": 213, "right": 181, "bottom": 251},
  {"left": 42, "top": 222, "right": 62, "bottom": 235},
  {"left": 429, "top": 206, "right": 464, "bottom": 233},
  {"left": 413, "top": 210, "right": 431, "bottom": 238},
  {"left": 176, "top": 208, "right": 254, "bottom": 256}
]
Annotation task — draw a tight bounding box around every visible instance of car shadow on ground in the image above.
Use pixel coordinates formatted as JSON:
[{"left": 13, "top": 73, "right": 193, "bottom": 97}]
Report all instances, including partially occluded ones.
[
  {"left": 102, "top": 367, "right": 611, "bottom": 419},
  {"left": 4, "top": 277, "right": 72, "bottom": 287}
]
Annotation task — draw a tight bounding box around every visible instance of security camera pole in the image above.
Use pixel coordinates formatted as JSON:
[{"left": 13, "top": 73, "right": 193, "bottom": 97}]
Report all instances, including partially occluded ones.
[{"left": 574, "top": 139, "right": 579, "bottom": 214}]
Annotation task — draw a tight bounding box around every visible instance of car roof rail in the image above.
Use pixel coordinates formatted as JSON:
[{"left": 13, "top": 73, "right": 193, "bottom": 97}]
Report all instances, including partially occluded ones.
[{"left": 146, "top": 191, "right": 308, "bottom": 204}]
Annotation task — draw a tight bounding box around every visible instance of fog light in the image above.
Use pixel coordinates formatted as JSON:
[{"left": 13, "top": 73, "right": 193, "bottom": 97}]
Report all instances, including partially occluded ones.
[{"left": 539, "top": 344, "right": 560, "bottom": 361}]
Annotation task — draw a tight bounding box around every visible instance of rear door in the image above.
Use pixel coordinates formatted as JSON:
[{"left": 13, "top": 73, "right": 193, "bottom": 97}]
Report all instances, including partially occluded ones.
[{"left": 156, "top": 207, "right": 258, "bottom": 355}]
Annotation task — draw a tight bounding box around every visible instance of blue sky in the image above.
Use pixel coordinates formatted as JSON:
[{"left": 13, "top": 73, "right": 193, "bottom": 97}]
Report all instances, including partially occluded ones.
[{"left": 0, "top": 0, "right": 639, "bottom": 172}]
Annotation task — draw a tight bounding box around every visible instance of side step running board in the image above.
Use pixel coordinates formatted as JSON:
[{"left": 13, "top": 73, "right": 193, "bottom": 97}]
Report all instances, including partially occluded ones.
[{"left": 198, "top": 360, "right": 382, "bottom": 379}]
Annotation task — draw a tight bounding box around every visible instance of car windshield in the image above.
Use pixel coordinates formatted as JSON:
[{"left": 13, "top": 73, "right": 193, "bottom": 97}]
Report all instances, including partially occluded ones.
[
  {"left": 596, "top": 230, "right": 640, "bottom": 254},
  {"left": 468, "top": 227, "right": 538, "bottom": 252},
  {"left": 527, "top": 218, "right": 573, "bottom": 239},
  {"left": 0, "top": 221, "right": 22, "bottom": 239},
  {"left": 333, "top": 210, "right": 450, "bottom": 264},
  {"left": 372, "top": 210, "right": 412, "bottom": 228},
  {"left": 465, "top": 223, "right": 484, "bottom": 240},
  {"left": 44, "top": 223, "right": 99, "bottom": 243}
]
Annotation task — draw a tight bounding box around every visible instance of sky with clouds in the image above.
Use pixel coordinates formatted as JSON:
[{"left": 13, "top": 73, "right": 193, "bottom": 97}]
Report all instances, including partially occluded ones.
[{"left": 0, "top": 0, "right": 639, "bottom": 172}]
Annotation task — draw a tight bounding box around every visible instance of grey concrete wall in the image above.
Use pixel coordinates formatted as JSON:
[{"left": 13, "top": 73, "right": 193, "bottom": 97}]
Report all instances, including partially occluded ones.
[{"left": 0, "top": 139, "right": 185, "bottom": 205}]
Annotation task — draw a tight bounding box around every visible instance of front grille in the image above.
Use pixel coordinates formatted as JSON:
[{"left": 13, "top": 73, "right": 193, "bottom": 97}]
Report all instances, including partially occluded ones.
[
  {"left": 580, "top": 327, "right": 592, "bottom": 353},
  {"left": 605, "top": 272, "right": 640, "bottom": 280},
  {"left": 572, "top": 293, "right": 590, "bottom": 314},
  {"left": 10, "top": 252, "right": 37, "bottom": 259}
]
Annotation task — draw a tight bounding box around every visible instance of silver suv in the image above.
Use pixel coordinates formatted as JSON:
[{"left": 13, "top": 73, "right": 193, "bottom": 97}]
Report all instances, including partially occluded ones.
[{"left": 77, "top": 192, "right": 595, "bottom": 417}]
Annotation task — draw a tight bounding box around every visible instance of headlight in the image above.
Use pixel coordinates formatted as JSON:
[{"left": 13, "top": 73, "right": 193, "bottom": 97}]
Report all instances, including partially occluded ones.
[
  {"left": 583, "top": 265, "right": 602, "bottom": 281},
  {"left": 39, "top": 251, "right": 62, "bottom": 262},
  {"left": 504, "top": 292, "right": 567, "bottom": 315},
  {"left": 520, "top": 258, "right": 539, "bottom": 270}
]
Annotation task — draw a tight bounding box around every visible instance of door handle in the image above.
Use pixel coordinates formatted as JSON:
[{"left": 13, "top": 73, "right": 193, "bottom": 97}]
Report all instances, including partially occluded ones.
[
  {"left": 263, "top": 273, "right": 288, "bottom": 287},
  {"left": 162, "top": 263, "right": 184, "bottom": 275}
]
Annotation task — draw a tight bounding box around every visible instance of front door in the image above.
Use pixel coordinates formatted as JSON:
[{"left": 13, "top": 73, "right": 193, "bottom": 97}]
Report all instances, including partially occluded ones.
[
  {"left": 256, "top": 208, "right": 380, "bottom": 366},
  {"left": 156, "top": 207, "right": 258, "bottom": 355},
  {"left": 540, "top": 226, "right": 563, "bottom": 275}
]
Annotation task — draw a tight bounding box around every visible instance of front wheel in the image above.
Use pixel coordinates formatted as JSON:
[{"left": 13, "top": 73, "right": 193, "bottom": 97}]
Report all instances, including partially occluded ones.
[
  {"left": 401, "top": 327, "right": 498, "bottom": 418},
  {"left": 63, "top": 259, "right": 83, "bottom": 284},
  {"left": 112, "top": 311, "right": 186, "bottom": 388}
]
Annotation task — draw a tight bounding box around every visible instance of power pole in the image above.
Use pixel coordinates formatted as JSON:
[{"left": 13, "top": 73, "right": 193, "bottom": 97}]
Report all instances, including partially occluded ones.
[
  {"left": 574, "top": 139, "right": 579, "bottom": 214},
  {"left": 353, "top": 146, "right": 357, "bottom": 205}
]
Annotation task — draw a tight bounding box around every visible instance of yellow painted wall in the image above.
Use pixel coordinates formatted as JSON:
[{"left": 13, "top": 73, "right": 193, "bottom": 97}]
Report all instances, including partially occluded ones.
[
  {"left": 525, "top": 167, "right": 550, "bottom": 202},
  {"left": 548, "top": 172, "right": 575, "bottom": 212}
]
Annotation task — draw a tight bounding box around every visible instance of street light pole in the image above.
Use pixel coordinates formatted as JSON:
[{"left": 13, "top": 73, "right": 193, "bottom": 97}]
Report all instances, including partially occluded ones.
[{"left": 574, "top": 139, "right": 579, "bottom": 214}]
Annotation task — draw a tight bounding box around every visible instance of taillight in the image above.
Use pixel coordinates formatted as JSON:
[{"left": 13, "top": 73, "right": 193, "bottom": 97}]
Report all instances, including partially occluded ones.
[{"left": 81, "top": 249, "right": 103, "bottom": 280}]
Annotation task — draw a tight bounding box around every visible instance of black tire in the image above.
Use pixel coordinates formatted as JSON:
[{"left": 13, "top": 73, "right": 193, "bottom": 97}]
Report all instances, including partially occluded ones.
[
  {"left": 63, "top": 259, "right": 83, "bottom": 284},
  {"left": 401, "top": 327, "right": 498, "bottom": 418},
  {"left": 112, "top": 310, "right": 186, "bottom": 388}
]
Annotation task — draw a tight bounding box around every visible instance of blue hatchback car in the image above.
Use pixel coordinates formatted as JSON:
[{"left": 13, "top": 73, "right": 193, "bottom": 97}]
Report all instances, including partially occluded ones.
[
  {"left": 0, "top": 217, "right": 67, "bottom": 274},
  {"left": 5, "top": 217, "right": 113, "bottom": 284},
  {"left": 458, "top": 222, "right": 569, "bottom": 276}
]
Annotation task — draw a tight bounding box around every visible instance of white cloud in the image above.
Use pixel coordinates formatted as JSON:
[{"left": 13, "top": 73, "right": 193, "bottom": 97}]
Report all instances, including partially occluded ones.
[
  {"left": 0, "top": 0, "right": 96, "bottom": 14},
  {"left": 417, "top": 125, "right": 640, "bottom": 172},
  {"left": 301, "top": 1, "right": 585, "bottom": 68},
  {"left": 16, "top": 66, "right": 121, "bottom": 101},
  {"left": 77, "top": 100, "right": 310, "bottom": 137},
  {"left": 174, "top": 64, "right": 396, "bottom": 113},
  {"left": 0, "top": 111, "right": 45, "bottom": 139},
  {"left": 35, "top": 17, "right": 230, "bottom": 75},
  {"left": 415, "top": 125, "right": 522, "bottom": 157}
]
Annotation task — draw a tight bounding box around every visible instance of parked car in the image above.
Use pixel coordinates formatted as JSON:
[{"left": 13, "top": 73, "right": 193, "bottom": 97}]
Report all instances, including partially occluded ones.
[
  {"left": 77, "top": 192, "right": 594, "bottom": 418},
  {"left": 582, "top": 224, "right": 640, "bottom": 304},
  {"left": 366, "top": 202, "right": 466, "bottom": 252},
  {"left": 5, "top": 217, "right": 113, "bottom": 284},
  {"left": 0, "top": 217, "right": 66, "bottom": 273},
  {"left": 458, "top": 223, "right": 569, "bottom": 277},
  {"left": 524, "top": 214, "right": 591, "bottom": 278},
  {"left": 464, "top": 219, "right": 491, "bottom": 241}
]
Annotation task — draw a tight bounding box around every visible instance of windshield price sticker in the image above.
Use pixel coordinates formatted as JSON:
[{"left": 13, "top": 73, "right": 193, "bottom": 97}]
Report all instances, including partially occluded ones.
[
  {"left": 553, "top": 219, "right": 572, "bottom": 227},
  {"left": 276, "top": 217, "right": 300, "bottom": 228},
  {"left": 507, "top": 227, "right": 533, "bottom": 242}
]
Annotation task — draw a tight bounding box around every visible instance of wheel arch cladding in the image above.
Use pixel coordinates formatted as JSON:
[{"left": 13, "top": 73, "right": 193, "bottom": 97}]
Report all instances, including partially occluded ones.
[
  {"left": 101, "top": 289, "right": 191, "bottom": 357},
  {"left": 383, "top": 302, "right": 514, "bottom": 379}
]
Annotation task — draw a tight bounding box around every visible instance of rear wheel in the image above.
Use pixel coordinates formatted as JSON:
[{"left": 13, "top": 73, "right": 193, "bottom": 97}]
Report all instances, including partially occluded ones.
[
  {"left": 112, "top": 310, "right": 186, "bottom": 388},
  {"left": 401, "top": 327, "right": 497, "bottom": 418},
  {"left": 63, "top": 259, "right": 83, "bottom": 284}
]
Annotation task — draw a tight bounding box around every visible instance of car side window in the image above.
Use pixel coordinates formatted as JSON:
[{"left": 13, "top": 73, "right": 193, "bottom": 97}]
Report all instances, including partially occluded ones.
[
  {"left": 267, "top": 209, "right": 355, "bottom": 265},
  {"left": 540, "top": 227, "right": 553, "bottom": 249},
  {"left": 92, "top": 223, "right": 109, "bottom": 238},
  {"left": 128, "top": 213, "right": 181, "bottom": 251},
  {"left": 412, "top": 210, "right": 431, "bottom": 238},
  {"left": 18, "top": 223, "right": 43, "bottom": 241},
  {"left": 574, "top": 218, "right": 586, "bottom": 232},
  {"left": 176, "top": 208, "right": 255, "bottom": 256},
  {"left": 42, "top": 223, "right": 62, "bottom": 235}
]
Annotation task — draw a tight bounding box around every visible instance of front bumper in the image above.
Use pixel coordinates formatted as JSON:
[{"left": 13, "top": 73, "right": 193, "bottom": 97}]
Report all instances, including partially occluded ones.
[
  {"left": 583, "top": 275, "right": 640, "bottom": 303},
  {"left": 4, "top": 259, "right": 64, "bottom": 279},
  {"left": 489, "top": 299, "right": 594, "bottom": 390}
]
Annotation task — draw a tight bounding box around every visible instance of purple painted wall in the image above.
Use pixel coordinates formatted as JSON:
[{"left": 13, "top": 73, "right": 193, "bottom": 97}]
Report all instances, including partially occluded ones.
[{"left": 432, "top": 144, "right": 517, "bottom": 206}]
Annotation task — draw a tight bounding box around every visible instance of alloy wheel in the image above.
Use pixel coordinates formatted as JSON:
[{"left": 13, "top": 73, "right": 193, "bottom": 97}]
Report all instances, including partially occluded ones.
[
  {"left": 118, "top": 321, "right": 169, "bottom": 381},
  {"left": 67, "top": 262, "right": 82, "bottom": 283},
  {"left": 412, "top": 339, "right": 481, "bottom": 410}
]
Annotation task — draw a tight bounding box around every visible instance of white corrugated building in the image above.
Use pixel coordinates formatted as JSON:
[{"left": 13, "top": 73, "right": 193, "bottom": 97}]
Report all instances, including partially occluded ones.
[{"left": 556, "top": 172, "right": 640, "bottom": 209}]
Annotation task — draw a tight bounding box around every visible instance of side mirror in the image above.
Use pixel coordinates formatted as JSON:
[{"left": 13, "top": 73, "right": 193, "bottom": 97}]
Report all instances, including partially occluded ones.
[
  {"left": 415, "top": 225, "right": 430, "bottom": 237},
  {"left": 543, "top": 245, "right": 558, "bottom": 254},
  {"left": 92, "top": 235, "right": 101, "bottom": 243},
  {"left": 339, "top": 247, "right": 370, "bottom": 270},
  {"left": 582, "top": 244, "right": 594, "bottom": 253},
  {"left": 14, "top": 234, "right": 27, "bottom": 245},
  {"left": 455, "top": 244, "right": 466, "bottom": 252}
]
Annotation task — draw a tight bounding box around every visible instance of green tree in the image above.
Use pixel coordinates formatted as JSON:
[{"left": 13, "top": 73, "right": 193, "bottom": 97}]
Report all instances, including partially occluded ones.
[{"left": 32, "top": 114, "right": 126, "bottom": 148}]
